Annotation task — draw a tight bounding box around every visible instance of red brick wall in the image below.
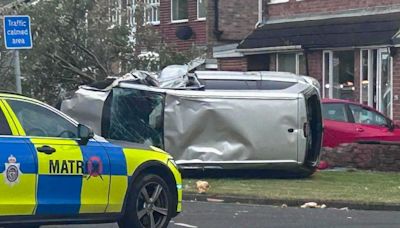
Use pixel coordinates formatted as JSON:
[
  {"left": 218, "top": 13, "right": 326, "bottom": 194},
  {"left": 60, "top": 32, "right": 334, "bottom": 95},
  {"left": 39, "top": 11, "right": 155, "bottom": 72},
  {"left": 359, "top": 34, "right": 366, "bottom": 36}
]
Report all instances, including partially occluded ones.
[
  {"left": 392, "top": 50, "right": 400, "bottom": 121},
  {"left": 206, "top": 0, "right": 260, "bottom": 56},
  {"left": 159, "top": 0, "right": 206, "bottom": 51},
  {"left": 269, "top": 53, "right": 276, "bottom": 71},
  {"left": 321, "top": 143, "right": 400, "bottom": 172},
  {"left": 218, "top": 0, "right": 259, "bottom": 41},
  {"left": 267, "top": 0, "right": 400, "bottom": 18},
  {"left": 307, "top": 51, "right": 322, "bottom": 84},
  {"left": 218, "top": 57, "right": 248, "bottom": 71}
]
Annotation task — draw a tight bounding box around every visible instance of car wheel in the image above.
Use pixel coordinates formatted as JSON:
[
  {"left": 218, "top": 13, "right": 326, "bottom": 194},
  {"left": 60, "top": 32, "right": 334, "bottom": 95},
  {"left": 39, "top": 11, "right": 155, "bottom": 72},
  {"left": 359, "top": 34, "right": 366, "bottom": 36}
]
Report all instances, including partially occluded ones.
[{"left": 119, "top": 173, "right": 174, "bottom": 228}]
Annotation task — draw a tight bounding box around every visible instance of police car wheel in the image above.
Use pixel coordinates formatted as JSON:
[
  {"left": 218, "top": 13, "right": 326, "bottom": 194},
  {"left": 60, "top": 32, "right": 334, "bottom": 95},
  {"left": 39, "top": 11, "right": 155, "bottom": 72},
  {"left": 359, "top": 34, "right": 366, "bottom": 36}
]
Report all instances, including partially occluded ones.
[{"left": 119, "top": 173, "right": 173, "bottom": 228}]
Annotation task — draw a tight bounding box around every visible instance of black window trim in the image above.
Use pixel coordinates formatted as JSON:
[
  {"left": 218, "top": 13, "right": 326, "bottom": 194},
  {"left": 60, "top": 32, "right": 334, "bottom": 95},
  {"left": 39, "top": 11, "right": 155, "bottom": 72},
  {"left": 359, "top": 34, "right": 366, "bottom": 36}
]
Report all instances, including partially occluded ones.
[{"left": 0, "top": 100, "right": 12, "bottom": 136}]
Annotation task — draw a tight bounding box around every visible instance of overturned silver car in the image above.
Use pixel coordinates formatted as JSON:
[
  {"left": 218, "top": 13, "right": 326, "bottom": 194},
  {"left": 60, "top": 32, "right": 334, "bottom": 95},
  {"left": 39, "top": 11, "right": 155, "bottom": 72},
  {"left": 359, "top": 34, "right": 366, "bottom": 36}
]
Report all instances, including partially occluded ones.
[{"left": 61, "top": 68, "right": 323, "bottom": 175}]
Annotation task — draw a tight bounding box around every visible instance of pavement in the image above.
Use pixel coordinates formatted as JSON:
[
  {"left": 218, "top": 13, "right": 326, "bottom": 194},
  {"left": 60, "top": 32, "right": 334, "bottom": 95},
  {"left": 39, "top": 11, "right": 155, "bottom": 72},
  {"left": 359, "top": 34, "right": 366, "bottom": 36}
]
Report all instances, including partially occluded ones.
[{"left": 183, "top": 192, "right": 400, "bottom": 211}]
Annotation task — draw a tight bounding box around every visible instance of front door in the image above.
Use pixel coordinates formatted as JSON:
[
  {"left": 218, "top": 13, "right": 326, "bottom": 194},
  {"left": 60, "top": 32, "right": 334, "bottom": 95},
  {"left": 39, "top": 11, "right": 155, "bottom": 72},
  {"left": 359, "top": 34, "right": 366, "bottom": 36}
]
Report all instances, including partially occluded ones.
[
  {"left": 4, "top": 98, "right": 111, "bottom": 216},
  {"left": 360, "top": 48, "right": 393, "bottom": 118}
]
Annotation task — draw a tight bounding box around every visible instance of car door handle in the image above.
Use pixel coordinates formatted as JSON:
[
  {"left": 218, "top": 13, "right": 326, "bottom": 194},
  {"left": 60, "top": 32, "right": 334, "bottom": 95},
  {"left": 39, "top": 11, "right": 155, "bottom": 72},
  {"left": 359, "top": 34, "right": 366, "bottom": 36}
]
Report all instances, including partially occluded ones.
[
  {"left": 356, "top": 128, "right": 364, "bottom": 132},
  {"left": 37, "top": 145, "right": 56, "bottom": 155}
]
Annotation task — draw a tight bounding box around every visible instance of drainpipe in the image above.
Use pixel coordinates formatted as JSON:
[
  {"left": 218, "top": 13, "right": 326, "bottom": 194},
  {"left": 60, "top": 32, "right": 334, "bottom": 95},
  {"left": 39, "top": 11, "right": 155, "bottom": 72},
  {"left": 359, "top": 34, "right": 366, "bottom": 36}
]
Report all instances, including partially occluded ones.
[
  {"left": 255, "top": 0, "right": 263, "bottom": 28},
  {"left": 213, "top": 0, "right": 223, "bottom": 40}
]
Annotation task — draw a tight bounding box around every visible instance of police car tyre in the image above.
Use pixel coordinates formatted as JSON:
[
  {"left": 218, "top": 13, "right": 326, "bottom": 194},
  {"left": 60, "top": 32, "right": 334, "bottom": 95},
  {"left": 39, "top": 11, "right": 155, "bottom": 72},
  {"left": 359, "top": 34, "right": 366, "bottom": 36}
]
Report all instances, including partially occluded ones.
[{"left": 119, "top": 173, "right": 174, "bottom": 228}]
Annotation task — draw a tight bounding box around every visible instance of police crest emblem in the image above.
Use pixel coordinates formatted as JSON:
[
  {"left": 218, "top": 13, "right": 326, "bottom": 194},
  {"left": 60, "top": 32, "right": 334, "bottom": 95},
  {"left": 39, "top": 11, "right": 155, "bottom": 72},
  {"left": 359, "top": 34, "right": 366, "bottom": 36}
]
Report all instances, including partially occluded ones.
[{"left": 3, "top": 155, "right": 22, "bottom": 186}]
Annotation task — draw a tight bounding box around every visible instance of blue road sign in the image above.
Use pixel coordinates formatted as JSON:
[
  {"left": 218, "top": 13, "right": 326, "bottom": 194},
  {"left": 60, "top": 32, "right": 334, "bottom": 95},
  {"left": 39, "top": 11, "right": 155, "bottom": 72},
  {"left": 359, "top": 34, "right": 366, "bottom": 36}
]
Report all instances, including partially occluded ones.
[{"left": 3, "top": 15, "right": 33, "bottom": 49}]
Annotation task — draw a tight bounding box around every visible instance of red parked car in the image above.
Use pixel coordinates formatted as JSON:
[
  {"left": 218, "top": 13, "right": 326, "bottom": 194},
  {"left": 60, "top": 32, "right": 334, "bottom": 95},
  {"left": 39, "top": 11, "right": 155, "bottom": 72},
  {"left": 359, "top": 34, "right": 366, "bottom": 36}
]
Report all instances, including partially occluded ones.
[{"left": 322, "top": 99, "right": 400, "bottom": 147}]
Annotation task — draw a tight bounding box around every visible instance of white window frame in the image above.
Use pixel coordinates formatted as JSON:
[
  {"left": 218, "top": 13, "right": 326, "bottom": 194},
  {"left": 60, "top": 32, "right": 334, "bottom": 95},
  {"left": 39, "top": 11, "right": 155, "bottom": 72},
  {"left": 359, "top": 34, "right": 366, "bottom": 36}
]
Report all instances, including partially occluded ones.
[
  {"left": 197, "top": 0, "right": 206, "bottom": 21},
  {"left": 268, "top": 0, "right": 289, "bottom": 4},
  {"left": 275, "top": 52, "right": 304, "bottom": 75},
  {"left": 377, "top": 48, "right": 393, "bottom": 118},
  {"left": 144, "top": 0, "right": 160, "bottom": 25},
  {"left": 171, "top": 0, "right": 189, "bottom": 23},
  {"left": 359, "top": 49, "right": 374, "bottom": 106},
  {"left": 322, "top": 50, "right": 333, "bottom": 98}
]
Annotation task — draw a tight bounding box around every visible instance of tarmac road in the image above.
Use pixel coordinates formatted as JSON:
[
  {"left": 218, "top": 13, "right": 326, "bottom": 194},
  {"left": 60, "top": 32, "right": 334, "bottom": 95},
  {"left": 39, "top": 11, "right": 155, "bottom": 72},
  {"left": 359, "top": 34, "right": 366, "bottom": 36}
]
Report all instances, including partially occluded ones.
[{"left": 45, "top": 201, "right": 400, "bottom": 228}]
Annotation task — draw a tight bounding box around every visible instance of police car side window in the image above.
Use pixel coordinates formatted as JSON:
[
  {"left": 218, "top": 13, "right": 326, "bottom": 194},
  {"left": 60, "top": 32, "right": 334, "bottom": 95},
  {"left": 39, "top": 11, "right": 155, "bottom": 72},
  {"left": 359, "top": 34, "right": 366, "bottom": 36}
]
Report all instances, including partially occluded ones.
[
  {"left": 0, "top": 109, "right": 12, "bottom": 135},
  {"left": 7, "top": 100, "right": 78, "bottom": 138}
]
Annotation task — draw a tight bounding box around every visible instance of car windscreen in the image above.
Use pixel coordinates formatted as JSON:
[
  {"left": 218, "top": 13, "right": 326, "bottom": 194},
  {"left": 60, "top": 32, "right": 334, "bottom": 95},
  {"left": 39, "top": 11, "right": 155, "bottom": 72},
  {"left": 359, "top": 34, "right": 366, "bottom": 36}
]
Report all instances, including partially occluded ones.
[{"left": 199, "top": 79, "right": 295, "bottom": 90}]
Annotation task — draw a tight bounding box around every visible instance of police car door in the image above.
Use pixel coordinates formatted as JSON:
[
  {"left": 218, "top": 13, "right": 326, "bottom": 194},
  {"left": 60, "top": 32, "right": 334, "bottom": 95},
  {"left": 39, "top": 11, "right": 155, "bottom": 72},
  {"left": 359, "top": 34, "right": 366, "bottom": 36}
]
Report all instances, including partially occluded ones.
[
  {"left": 0, "top": 100, "right": 37, "bottom": 216},
  {"left": 4, "top": 98, "right": 111, "bottom": 216}
]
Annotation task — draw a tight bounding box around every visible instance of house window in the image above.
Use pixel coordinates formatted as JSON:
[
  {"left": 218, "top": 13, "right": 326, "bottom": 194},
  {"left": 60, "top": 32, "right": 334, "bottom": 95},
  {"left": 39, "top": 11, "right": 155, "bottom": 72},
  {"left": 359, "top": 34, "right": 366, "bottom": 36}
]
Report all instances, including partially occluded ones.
[
  {"left": 127, "top": 0, "right": 136, "bottom": 27},
  {"left": 145, "top": 0, "right": 160, "bottom": 25},
  {"left": 276, "top": 53, "right": 305, "bottom": 75},
  {"left": 171, "top": 0, "right": 188, "bottom": 22},
  {"left": 110, "top": 0, "right": 122, "bottom": 25},
  {"left": 197, "top": 0, "right": 206, "bottom": 20},
  {"left": 323, "top": 50, "right": 355, "bottom": 101}
]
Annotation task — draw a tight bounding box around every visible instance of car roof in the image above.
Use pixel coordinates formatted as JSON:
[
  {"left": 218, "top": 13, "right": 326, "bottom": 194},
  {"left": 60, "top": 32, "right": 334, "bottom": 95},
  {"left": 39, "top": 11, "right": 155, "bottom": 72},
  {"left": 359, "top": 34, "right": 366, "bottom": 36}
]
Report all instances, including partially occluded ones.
[
  {"left": 0, "top": 92, "right": 39, "bottom": 102},
  {"left": 195, "top": 71, "right": 302, "bottom": 83}
]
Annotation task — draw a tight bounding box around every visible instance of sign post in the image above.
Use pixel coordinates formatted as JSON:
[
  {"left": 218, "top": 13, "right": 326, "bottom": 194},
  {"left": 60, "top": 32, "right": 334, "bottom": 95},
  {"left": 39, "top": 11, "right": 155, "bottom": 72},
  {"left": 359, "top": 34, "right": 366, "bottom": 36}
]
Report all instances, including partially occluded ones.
[{"left": 3, "top": 15, "right": 33, "bottom": 93}]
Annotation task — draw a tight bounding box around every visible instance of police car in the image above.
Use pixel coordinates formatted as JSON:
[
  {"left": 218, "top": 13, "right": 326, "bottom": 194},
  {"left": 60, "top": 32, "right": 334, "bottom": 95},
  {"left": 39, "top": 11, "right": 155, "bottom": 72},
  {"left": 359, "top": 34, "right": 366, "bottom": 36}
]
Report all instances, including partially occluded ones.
[{"left": 0, "top": 92, "right": 182, "bottom": 228}]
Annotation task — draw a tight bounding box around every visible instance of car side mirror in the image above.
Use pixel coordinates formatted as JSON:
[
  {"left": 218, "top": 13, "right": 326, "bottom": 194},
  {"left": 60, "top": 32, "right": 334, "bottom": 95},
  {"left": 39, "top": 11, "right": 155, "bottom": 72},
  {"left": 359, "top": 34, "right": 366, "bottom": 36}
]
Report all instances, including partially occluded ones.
[{"left": 78, "top": 124, "right": 94, "bottom": 145}]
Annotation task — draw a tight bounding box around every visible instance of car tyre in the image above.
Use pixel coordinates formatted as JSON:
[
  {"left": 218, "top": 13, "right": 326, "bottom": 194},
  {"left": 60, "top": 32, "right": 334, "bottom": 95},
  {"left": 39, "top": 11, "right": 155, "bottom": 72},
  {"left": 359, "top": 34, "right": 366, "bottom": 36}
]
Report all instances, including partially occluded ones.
[{"left": 119, "top": 173, "right": 174, "bottom": 228}]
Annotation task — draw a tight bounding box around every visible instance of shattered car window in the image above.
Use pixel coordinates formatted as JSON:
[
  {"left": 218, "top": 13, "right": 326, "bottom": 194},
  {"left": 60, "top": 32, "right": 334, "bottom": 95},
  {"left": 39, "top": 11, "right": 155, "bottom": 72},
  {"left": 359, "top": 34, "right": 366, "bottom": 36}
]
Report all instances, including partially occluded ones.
[{"left": 106, "top": 88, "right": 165, "bottom": 148}]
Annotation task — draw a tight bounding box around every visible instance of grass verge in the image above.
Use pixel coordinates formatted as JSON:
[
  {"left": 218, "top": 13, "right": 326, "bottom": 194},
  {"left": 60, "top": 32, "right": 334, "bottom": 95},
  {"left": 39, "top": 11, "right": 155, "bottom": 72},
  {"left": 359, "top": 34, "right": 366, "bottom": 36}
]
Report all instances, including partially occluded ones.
[{"left": 183, "top": 170, "right": 400, "bottom": 204}]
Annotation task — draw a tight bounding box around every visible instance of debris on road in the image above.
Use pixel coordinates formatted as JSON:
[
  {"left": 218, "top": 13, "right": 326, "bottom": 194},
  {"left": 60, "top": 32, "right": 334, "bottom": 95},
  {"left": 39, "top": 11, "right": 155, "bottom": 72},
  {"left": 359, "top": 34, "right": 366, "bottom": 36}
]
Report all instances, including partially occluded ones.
[
  {"left": 196, "top": 180, "right": 210, "bottom": 193},
  {"left": 340, "top": 207, "right": 349, "bottom": 211},
  {"left": 206, "top": 198, "right": 224, "bottom": 203},
  {"left": 300, "top": 202, "right": 327, "bottom": 209},
  {"left": 281, "top": 204, "right": 288, "bottom": 208}
]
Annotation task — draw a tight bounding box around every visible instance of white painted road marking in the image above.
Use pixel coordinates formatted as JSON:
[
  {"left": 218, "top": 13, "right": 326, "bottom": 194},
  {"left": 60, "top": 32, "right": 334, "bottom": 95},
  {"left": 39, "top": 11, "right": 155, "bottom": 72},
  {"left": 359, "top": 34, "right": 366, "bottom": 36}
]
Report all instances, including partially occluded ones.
[{"left": 174, "top": 222, "right": 198, "bottom": 228}]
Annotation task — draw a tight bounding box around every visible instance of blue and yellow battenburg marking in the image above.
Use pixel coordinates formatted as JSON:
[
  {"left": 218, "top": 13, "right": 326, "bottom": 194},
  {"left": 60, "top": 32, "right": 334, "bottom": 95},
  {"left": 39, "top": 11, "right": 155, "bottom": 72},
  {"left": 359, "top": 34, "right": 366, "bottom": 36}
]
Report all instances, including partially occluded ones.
[
  {"left": 0, "top": 138, "right": 37, "bottom": 216},
  {"left": 32, "top": 138, "right": 129, "bottom": 215},
  {"left": 0, "top": 137, "right": 182, "bottom": 217},
  {"left": 0, "top": 137, "right": 130, "bottom": 216}
]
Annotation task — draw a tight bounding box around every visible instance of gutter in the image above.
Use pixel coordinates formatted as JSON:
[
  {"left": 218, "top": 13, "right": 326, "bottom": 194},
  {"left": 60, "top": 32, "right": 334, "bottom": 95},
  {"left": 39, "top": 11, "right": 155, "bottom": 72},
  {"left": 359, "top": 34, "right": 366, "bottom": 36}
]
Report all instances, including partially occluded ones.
[{"left": 238, "top": 45, "right": 303, "bottom": 55}]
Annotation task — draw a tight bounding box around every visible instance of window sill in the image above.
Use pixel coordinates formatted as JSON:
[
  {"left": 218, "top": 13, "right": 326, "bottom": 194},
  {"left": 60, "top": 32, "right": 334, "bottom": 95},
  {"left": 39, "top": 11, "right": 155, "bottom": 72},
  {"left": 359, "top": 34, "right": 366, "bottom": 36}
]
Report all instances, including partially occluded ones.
[
  {"left": 267, "top": 1, "right": 289, "bottom": 5},
  {"left": 196, "top": 18, "right": 206, "bottom": 21},
  {"left": 144, "top": 21, "right": 160, "bottom": 26},
  {"left": 171, "top": 19, "right": 189, "bottom": 24}
]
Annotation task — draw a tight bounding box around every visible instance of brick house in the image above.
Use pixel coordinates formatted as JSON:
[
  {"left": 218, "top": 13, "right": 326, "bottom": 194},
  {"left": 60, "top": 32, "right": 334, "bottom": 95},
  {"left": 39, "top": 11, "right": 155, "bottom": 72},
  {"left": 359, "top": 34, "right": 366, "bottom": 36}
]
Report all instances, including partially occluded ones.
[
  {"left": 216, "top": 0, "right": 400, "bottom": 121},
  {"left": 130, "top": 0, "right": 260, "bottom": 68}
]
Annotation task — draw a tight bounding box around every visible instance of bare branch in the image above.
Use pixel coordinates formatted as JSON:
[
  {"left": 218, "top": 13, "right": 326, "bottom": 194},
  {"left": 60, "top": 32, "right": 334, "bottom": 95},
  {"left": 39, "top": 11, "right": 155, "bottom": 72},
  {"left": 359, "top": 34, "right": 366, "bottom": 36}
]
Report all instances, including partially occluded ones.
[
  {"left": 74, "top": 43, "right": 108, "bottom": 77},
  {"left": 46, "top": 53, "right": 96, "bottom": 82}
]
